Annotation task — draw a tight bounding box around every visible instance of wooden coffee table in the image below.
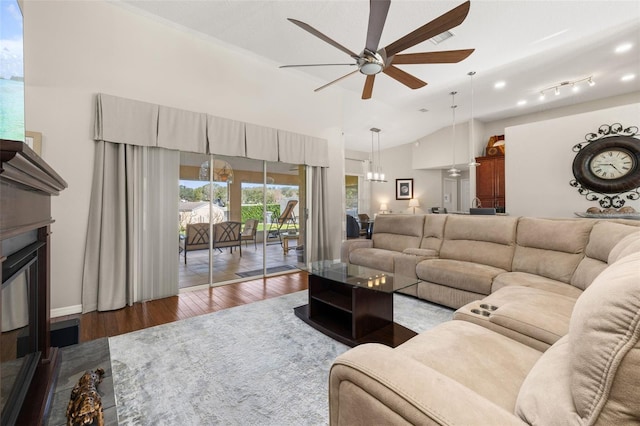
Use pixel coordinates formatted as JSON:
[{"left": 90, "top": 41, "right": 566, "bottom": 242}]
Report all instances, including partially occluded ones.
[{"left": 294, "top": 261, "right": 418, "bottom": 347}]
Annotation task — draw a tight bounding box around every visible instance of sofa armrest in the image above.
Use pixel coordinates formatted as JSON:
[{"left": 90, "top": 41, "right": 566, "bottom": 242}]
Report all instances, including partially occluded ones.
[
  {"left": 393, "top": 253, "right": 432, "bottom": 280},
  {"left": 402, "top": 248, "right": 438, "bottom": 257},
  {"left": 340, "top": 239, "right": 373, "bottom": 263},
  {"left": 330, "top": 344, "right": 526, "bottom": 426}
]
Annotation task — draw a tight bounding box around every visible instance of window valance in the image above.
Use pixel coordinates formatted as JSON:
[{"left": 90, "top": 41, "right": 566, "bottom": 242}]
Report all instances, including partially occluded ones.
[{"left": 94, "top": 93, "right": 329, "bottom": 167}]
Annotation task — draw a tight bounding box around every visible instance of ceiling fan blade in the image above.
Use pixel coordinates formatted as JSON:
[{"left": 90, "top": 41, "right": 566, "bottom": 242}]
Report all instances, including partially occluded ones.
[
  {"left": 384, "top": 1, "right": 471, "bottom": 57},
  {"left": 362, "top": 75, "right": 376, "bottom": 99},
  {"left": 288, "top": 18, "right": 359, "bottom": 58},
  {"left": 280, "top": 63, "right": 357, "bottom": 68},
  {"left": 314, "top": 70, "right": 359, "bottom": 92},
  {"left": 391, "top": 49, "right": 475, "bottom": 65},
  {"left": 383, "top": 65, "right": 427, "bottom": 89},
  {"left": 365, "top": 0, "right": 391, "bottom": 52}
]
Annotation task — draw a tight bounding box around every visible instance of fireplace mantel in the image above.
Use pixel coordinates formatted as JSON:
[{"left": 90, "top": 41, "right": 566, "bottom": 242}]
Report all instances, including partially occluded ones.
[{"left": 1, "top": 139, "right": 67, "bottom": 425}]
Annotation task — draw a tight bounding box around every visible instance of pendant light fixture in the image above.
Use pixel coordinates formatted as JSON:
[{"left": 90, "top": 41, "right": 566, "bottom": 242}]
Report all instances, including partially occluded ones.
[
  {"left": 448, "top": 92, "right": 460, "bottom": 177},
  {"left": 366, "top": 127, "right": 386, "bottom": 182},
  {"left": 467, "top": 71, "right": 481, "bottom": 167}
]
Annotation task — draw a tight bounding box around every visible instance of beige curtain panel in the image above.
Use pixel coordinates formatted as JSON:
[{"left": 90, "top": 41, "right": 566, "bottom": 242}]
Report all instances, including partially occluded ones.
[{"left": 82, "top": 141, "right": 179, "bottom": 312}]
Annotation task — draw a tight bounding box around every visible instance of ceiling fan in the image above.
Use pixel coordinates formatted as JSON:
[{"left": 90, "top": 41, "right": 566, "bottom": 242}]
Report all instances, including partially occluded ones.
[{"left": 280, "top": 0, "right": 474, "bottom": 100}]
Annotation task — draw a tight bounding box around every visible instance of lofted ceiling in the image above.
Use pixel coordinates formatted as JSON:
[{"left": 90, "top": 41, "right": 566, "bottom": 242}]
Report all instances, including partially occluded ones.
[{"left": 120, "top": 1, "right": 640, "bottom": 152}]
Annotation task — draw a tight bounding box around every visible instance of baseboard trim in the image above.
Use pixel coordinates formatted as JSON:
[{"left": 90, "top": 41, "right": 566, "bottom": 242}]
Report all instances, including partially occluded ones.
[{"left": 51, "top": 304, "right": 82, "bottom": 318}]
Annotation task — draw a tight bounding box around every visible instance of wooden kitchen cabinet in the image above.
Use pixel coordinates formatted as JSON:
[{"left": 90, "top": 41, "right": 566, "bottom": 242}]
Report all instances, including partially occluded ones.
[{"left": 475, "top": 155, "right": 505, "bottom": 211}]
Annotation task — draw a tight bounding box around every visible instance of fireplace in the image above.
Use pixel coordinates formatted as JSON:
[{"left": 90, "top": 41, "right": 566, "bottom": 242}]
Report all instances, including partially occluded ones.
[{"left": 0, "top": 140, "right": 67, "bottom": 424}]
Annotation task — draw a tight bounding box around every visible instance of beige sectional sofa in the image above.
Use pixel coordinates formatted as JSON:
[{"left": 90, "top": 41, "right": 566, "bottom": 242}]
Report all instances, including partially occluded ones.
[
  {"left": 331, "top": 224, "right": 640, "bottom": 425},
  {"left": 342, "top": 214, "right": 638, "bottom": 307}
]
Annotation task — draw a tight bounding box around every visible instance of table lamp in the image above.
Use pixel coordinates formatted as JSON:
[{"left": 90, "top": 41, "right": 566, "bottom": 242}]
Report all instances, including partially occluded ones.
[
  {"left": 408, "top": 198, "right": 420, "bottom": 214},
  {"left": 379, "top": 203, "right": 388, "bottom": 214}
]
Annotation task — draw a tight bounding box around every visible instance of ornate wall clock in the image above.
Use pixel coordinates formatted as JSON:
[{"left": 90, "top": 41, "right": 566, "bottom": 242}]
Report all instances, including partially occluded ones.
[{"left": 570, "top": 123, "right": 640, "bottom": 208}]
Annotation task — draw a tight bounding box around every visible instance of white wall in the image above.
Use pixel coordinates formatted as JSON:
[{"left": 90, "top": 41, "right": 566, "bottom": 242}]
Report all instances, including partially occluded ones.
[
  {"left": 506, "top": 103, "right": 640, "bottom": 217},
  {"left": 23, "top": 1, "right": 344, "bottom": 313},
  {"left": 371, "top": 144, "right": 442, "bottom": 215}
]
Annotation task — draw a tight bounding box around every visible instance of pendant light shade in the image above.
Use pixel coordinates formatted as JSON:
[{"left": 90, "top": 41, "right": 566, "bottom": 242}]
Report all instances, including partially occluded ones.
[{"left": 367, "top": 127, "right": 386, "bottom": 182}]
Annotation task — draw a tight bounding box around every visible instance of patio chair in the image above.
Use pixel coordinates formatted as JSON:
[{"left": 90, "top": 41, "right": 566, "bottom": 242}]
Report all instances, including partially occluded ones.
[
  {"left": 213, "top": 221, "right": 242, "bottom": 256},
  {"left": 268, "top": 200, "right": 298, "bottom": 238},
  {"left": 181, "top": 223, "right": 209, "bottom": 265},
  {"left": 241, "top": 219, "right": 259, "bottom": 249}
]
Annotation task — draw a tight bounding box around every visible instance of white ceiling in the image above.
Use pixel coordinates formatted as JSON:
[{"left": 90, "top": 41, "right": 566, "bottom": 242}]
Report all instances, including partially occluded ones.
[{"left": 121, "top": 0, "right": 640, "bottom": 152}]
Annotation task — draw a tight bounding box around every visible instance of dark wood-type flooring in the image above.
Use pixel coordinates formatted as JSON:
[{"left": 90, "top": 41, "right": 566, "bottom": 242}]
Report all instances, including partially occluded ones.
[{"left": 52, "top": 271, "right": 308, "bottom": 343}]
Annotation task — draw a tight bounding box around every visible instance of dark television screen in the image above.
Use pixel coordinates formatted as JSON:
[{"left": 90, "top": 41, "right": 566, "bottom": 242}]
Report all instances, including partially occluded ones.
[{"left": 0, "top": 0, "right": 25, "bottom": 142}]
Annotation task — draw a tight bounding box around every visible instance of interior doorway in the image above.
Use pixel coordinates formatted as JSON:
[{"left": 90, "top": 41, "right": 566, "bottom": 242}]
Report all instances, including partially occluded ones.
[{"left": 443, "top": 178, "right": 458, "bottom": 212}]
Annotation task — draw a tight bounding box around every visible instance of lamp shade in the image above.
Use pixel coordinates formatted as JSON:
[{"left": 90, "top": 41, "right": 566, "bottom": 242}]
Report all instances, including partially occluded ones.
[
  {"left": 408, "top": 199, "right": 420, "bottom": 208},
  {"left": 379, "top": 203, "right": 388, "bottom": 212}
]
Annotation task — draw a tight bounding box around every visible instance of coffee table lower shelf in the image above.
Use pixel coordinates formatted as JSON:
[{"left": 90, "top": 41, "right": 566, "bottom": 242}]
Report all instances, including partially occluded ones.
[{"left": 294, "top": 304, "right": 417, "bottom": 348}]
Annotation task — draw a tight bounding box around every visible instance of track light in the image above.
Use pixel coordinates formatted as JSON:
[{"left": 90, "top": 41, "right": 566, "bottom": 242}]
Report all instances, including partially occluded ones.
[{"left": 540, "top": 76, "right": 595, "bottom": 99}]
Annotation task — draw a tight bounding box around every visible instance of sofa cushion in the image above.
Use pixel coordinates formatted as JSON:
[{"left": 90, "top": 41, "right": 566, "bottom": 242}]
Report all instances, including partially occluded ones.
[
  {"left": 512, "top": 218, "right": 593, "bottom": 284},
  {"left": 417, "top": 258, "right": 506, "bottom": 295},
  {"left": 348, "top": 248, "right": 396, "bottom": 273},
  {"left": 371, "top": 214, "right": 425, "bottom": 252},
  {"left": 439, "top": 215, "right": 519, "bottom": 271},
  {"left": 492, "top": 272, "right": 583, "bottom": 299},
  {"left": 571, "top": 222, "right": 640, "bottom": 290},
  {"left": 608, "top": 230, "right": 640, "bottom": 264},
  {"left": 585, "top": 221, "right": 640, "bottom": 262},
  {"left": 396, "top": 320, "right": 541, "bottom": 413},
  {"left": 516, "top": 252, "right": 640, "bottom": 424},
  {"left": 419, "top": 214, "right": 447, "bottom": 252}
]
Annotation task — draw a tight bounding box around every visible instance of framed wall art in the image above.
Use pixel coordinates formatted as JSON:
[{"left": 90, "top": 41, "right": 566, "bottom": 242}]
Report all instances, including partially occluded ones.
[{"left": 396, "top": 178, "right": 413, "bottom": 200}]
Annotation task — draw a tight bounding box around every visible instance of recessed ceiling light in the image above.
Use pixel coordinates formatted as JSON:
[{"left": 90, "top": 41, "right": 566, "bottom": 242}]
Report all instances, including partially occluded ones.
[
  {"left": 494, "top": 81, "right": 506, "bottom": 89},
  {"left": 517, "top": 100, "right": 527, "bottom": 106},
  {"left": 615, "top": 43, "right": 633, "bottom": 54},
  {"left": 621, "top": 73, "right": 636, "bottom": 82}
]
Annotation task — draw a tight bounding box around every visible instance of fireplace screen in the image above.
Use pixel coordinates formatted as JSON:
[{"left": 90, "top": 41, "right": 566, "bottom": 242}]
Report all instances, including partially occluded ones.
[{"left": 1, "top": 231, "right": 40, "bottom": 424}]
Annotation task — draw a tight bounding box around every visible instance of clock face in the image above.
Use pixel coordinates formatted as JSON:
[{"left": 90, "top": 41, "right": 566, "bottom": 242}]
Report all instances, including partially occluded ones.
[
  {"left": 572, "top": 135, "right": 640, "bottom": 194},
  {"left": 588, "top": 148, "right": 636, "bottom": 180}
]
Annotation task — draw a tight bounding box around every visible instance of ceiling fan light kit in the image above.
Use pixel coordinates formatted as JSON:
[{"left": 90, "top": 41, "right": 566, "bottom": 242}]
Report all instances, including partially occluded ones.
[
  {"left": 282, "top": 0, "right": 474, "bottom": 100},
  {"left": 359, "top": 50, "right": 385, "bottom": 75}
]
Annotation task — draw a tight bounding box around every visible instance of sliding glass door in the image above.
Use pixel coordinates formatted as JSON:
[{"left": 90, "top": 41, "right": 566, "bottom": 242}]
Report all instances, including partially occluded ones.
[{"left": 178, "top": 152, "right": 306, "bottom": 289}]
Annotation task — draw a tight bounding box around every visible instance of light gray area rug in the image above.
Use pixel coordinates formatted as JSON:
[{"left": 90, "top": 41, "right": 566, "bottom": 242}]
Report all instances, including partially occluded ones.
[{"left": 109, "top": 291, "right": 453, "bottom": 425}]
